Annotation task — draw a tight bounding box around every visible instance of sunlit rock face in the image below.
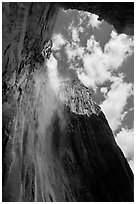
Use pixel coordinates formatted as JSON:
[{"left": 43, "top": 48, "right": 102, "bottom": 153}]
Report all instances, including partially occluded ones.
[
  {"left": 2, "top": 2, "right": 134, "bottom": 202},
  {"left": 59, "top": 80, "right": 101, "bottom": 116}
]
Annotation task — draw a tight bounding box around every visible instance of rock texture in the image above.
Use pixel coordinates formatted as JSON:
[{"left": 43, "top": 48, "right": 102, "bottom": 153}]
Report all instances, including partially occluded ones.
[
  {"left": 2, "top": 2, "right": 134, "bottom": 202},
  {"left": 59, "top": 80, "right": 101, "bottom": 116}
]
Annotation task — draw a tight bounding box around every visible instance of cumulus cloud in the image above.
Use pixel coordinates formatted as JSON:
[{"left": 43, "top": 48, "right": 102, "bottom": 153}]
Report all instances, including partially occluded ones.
[
  {"left": 64, "top": 31, "right": 133, "bottom": 90},
  {"left": 68, "top": 20, "right": 84, "bottom": 40},
  {"left": 51, "top": 10, "right": 134, "bottom": 138},
  {"left": 77, "top": 71, "right": 96, "bottom": 88},
  {"left": 58, "top": 15, "right": 133, "bottom": 92},
  {"left": 87, "top": 13, "right": 102, "bottom": 28},
  {"left": 104, "top": 31, "right": 134, "bottom": 70},
  {"left": 78, "top": 10, "right": 102, "bottom": 29},
  {"left": 52, "top": 33, "right": 67, "bottom": 51},
  {"left": 64, "top": 28, "right": 134, "bottom": 133},
  {"left": 100, "top": 77, "right": 133, "bottom": 131},
  {"left": 79, "top": 52, "right": 111, "bottom": 89},
  {"left": 77, "top": 31, "right": 134, "bottom": 89},
  {"left": 100, "top": 87, "right": 108, "bottom": 95},
  {"left": 63, "top": 9, "right": 102, "bottom": 29},
  {"left": 86, "top": 35, "right": 100, "bottom": 52},
  {"left": 116, "top": 128, "right": 134, "bottom": 171},
  {"left": 65, "top": 43, "right": 85, "bottom": 62},
  {"left": 61, "top": 23, "right": 85, "bottom": 62},
  {"left": 61, "top": 10, "right": 134, "bottom": 91},
  {"left": 71, "top": 27, "right": 80, "bottom": 42},
  {"left": 57, "top": 23, "right": 134, "bottom": 134}
]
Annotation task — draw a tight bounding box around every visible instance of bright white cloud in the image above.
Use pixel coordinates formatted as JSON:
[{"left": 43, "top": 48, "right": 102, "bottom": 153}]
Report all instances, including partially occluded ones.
[
  {"left": 62, "top": 10, "right": 134, "bottom": 91},
  {"left": 64, "top": 9, "right": 102, "bottom": 29},
  {"left": 77, "top": 71, "right": 96, "bottom": 89},
  {"left": 104, "top": 31, "right": 134, "bottom": 70},
  {"left": 116, "top": 128, "right": 134, "bottom": 171},
  {"left": 78, "top": 10, "right": 102, "bottom": 29},
  {"left": 65, "top": 43, "right": 85, "bottom": 62},
  {"left": 80, "top": 52, "right": 111, "bottom": 88},
  {"left": 64, "top": 22, "right": 86, "bottom": 62},
  {"left": 100, "top": 87, "right": 108, "bottom": 95},
  {"left": 86, "top": 35, "right": 100, "bottom": 52},
  {"left": 52, "top": 33, "right": 67, "bottom": 51},
  {"left": 71, "top": 27, "right": 80, "bottom": 42},
  {"left": 100, "top": 77, "right": 133, "bottom": 131},
  {"left": 88, "top": 13, "right": 102, "bottom": 28},
  {"left": 74, "top": 31, "right": 134, "bottom": 89},
  {"left": 65, "top": 20, "right": 133, "bottom": 92},
  {"left": 68, "top": 22, "right": 84, "bottom": 43}
]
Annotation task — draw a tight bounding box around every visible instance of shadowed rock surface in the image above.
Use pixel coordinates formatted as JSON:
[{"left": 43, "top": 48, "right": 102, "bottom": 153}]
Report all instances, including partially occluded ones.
[{"left": 2, "top": 2, "right": 134, "bottom": 202}]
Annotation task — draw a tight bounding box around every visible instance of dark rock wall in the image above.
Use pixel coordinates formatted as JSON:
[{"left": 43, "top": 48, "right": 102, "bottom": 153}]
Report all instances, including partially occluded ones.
[
  {"left": 2, "top": 2, "right": 134, "bottom": 202},
  {"left": 62, "top": 111, "right": 134, "bottom": 201},
  {"left": 2, "top": 2, "right": 59, "bottom": 201}
]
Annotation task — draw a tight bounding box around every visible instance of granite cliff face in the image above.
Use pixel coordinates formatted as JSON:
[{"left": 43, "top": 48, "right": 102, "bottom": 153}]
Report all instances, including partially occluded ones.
[
  {"left": 58, "top": 80, "right": 101, "bottom": 117},
  {"left": 2, "top": 2, "right": 134, "bottom": 202}
]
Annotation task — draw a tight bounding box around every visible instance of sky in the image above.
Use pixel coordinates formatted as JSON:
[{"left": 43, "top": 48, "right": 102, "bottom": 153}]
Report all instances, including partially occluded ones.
[{"left": 48, "top": 8, "right": 134, "bottom": 170}]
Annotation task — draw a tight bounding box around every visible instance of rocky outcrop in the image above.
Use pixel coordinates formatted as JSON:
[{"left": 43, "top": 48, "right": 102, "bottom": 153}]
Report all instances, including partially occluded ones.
[
  {"left": 2, "top": 74, "right": 134, "bottom": 201},
  {"left": 59, "top": 80, "right": 101, "bottom": 116},
  {"left": 2, "top": 2, "right": 134, "bottom": 202}
]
